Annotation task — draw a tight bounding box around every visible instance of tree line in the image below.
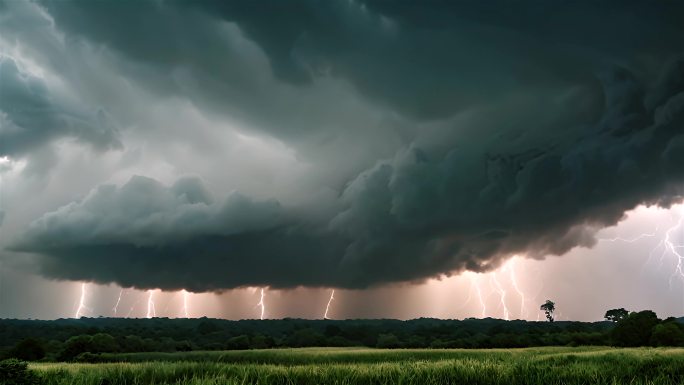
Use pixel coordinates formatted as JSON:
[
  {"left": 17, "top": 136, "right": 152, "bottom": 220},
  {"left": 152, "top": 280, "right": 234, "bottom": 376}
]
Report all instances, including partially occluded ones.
[{"left": 0, "top": 308, "right": 682, "bottom": 362}]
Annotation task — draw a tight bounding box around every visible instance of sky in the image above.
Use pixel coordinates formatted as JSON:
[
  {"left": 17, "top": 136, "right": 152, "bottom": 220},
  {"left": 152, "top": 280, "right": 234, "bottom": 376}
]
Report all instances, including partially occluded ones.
[{"left": 0, "top": 0, "right": 683, "bottom": 321}]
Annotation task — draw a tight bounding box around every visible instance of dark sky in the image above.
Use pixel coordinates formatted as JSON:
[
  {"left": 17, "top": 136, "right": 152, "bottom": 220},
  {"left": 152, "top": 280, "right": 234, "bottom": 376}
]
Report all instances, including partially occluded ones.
[{"left": 0, "top": 0, "right": 683, "bottom": 320}]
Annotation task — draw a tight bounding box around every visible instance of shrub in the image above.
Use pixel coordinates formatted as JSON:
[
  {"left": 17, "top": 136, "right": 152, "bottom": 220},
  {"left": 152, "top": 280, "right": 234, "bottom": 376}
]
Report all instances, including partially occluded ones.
[{"left": 0, "top": 359, "right": 40, "bottom": 385}]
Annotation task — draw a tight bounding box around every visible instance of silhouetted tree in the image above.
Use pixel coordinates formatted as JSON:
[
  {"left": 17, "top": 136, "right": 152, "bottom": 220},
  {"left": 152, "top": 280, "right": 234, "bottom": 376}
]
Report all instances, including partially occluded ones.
[
  {"left": 540, "top": 300, "right": 555, "bottom": 322},
  {"left": 611, "top": 310, "right": 660, "bottom": 347},
  {"left": 604, "top": 308, "right": 629, "bottom": 322}
]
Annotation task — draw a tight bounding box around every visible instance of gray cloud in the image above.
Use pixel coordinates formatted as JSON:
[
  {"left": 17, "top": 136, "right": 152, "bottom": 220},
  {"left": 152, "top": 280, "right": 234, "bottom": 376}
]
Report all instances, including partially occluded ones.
[
  {"left": 12, "top": 61, "right": 684, "bottom": 290},
  {"left": 0, "top": 56, "right": 120, "bottom": 158},
  {"left": 4, "top": 1, "right": 684, "bottom": 291}
]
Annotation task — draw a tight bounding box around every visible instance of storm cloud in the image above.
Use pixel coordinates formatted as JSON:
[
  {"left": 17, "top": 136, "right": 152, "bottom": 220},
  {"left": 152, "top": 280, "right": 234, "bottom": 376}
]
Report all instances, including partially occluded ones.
[
  {"left": 0, "top": 56, "right": 120, "bottom": 157},
  {"left": 3, "top": 0, "right": 684, "bottom": 291}
]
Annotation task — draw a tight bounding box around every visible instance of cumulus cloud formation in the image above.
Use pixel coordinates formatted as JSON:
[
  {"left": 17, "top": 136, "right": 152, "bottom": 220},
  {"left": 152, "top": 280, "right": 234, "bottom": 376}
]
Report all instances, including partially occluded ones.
[{"left": 3, "top": 0, "right": 684, "bottom": 291}]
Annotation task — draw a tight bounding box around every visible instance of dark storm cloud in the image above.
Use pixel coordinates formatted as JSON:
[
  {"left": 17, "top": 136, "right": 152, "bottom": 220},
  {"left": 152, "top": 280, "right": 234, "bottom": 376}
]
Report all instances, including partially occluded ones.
[
  {"left": 0, "top": 56, "right": 120, "bottom": 158},
  {"left": 37, "top": 0, "right": 684, "bottom": 120},
  {"left": 13, "top": 62, "right": 684, "bottom": 290},
  {"left": 6, "top": 1, "right": 684, "bottom": 290}
]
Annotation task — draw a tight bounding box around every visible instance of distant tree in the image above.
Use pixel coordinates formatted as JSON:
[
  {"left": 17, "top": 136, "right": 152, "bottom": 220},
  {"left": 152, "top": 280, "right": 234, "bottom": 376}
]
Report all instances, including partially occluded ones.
[
  {"left": 650, "top": 322, "right": 684, "bottom": 346},
  {"left": 324, "top": 325, "right": 342, "bottom": 337},
  {"left": 90, "top": 333, "right": 118, "bottom": 353},
  {"left": 226, "top": 335, "right": 250, "bottom": 350},
  {"left": 376, "top": 333, "right": 401, "bottom": 348},
  {"left": 604, "top": 308, "right": 629, "bottom": 322},
  {"left": 286, "top": 328, "right": 324, "bottom": 347},
  {"left": 6, "top": 339, "right": 45, "bottom": 361},
  {"left": 197, "top": 320, "right": 221, "bottom": 335},
  {"left": 611, "top": 310, "right": 660, "bottom": 347},
  {"left": 540, "top": 300, "right": 556, "bottom": 322},
  {"left": 58, "top": 335, "right": 93, "bottom": 361}
]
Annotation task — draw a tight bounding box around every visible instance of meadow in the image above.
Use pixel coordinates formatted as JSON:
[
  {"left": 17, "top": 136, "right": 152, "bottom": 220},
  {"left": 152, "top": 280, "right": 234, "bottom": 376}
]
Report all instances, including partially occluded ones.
[{"left": 30, "top": 346, "right": 684, "bottom": 385}]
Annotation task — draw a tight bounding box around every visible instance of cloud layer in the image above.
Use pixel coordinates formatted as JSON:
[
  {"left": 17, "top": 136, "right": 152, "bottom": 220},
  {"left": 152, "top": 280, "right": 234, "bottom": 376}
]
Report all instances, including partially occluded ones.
[{"left": 3, "top": 0, "right": 684, "bottom": 291}]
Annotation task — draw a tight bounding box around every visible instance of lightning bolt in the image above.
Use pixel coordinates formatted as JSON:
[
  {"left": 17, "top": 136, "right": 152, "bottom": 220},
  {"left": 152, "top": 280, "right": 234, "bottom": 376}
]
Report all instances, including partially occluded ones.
[
  {"left": 598, "top": 231, "right": 657, "bottom": 243},
  {"left": 490, "top": 272, "right": 510, "bottom": 320},
  {"left": 113, "top": 289, "right": 124, "bottom": 316},
  {"left": 323, "top": 289, "right": 335, "bottom": 319},
  {"left": 181, "top": 290, "right": 190, "bottom": 318},
  {"left": 473, "top": 276, "right": 486, "bottom": 318},
  {"left": 507, "top": 259, "right": 526, "bottom": 319},
  {"left": 74, "top": 283, "right": 90, "bottom": 318},
  {"left": 596, "top": 204, "right": 684, "bottom": 313},
  {"left": 146, "top": 290, "right": 156, "bottom": 318},
  {"left": 663, "top": 215, "right": 684, "bottom": 289},
  {"left": 256, "top": 288, "right": 266, "bottom": 320}
]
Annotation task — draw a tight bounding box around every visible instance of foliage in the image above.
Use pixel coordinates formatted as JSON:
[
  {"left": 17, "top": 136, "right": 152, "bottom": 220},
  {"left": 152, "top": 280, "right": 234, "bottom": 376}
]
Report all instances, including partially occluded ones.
[
  {"left": 0, "top": 359, "right": 40, "bottom": 385},
  {"left": 376, "top": 334, "right": 401, "bottom": 348},
  {"left": 5, "top": 339, "right": 45, "bottom": 362},
  {"left": 650, "top": 322, "right": 684, "bottom": 347},
  {"left": 605, "top": 308, "right": 629, "bottom": 322},
  {"left": 0, "top": 312, "right": 681, "bottom": 358},
  {"left": 612, "top": 310, "right": 660, "bottom": 347},
  {"left": 540, "top": 300, "right": 556, "bottom": 322},
  {"left": 29, "top": 347, "right": 684, "bottom": 385}
]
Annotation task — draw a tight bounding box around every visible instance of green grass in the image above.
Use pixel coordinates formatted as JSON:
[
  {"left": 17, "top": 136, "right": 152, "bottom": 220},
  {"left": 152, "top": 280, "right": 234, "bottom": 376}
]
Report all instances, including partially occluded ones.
[{"left": 31, "top": 347, "right": 684, "bottom": 385}]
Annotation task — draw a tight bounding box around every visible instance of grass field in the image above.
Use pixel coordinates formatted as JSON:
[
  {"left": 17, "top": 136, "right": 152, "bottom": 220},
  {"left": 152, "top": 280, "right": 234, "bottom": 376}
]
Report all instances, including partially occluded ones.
[{"left": 31, "top": 347, "right": 684, "bottom": 385}]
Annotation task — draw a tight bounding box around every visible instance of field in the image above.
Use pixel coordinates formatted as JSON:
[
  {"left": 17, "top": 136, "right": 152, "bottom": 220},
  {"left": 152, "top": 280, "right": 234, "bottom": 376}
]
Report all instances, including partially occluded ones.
[{"left": 29, "top": 347, "right": 684, "bottom": 385}]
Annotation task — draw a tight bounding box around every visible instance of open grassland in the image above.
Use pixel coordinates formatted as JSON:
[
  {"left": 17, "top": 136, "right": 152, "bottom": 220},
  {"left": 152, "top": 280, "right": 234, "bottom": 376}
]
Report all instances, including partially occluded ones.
[{"left": 31, "top": 347, "right": 684, "bottom": 385}]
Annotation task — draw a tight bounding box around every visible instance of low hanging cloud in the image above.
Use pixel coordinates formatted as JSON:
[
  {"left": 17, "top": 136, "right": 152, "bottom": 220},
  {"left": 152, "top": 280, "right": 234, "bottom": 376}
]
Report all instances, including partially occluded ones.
[
  {"left": 4, "top": 1, "right": 684, "bottom": 291},
  {"left": 12, "top": 61, "right": 684, "bottom": 290}
]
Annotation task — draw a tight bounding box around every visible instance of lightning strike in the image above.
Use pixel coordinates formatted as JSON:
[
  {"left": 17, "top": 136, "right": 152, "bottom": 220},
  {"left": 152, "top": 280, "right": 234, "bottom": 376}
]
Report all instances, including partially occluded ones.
[
  {"left": 662, "top": 215, "right": 684, "bottom": 289},
  {"left": 146, "top": 290, "right": 156, "bottom": 319},
  {"left": 490, "top": 273, "right": 510, "bottom": 320},
  {"left": 473, "top": 276, "right": 486, "bottom": 318},
  {"left": 596, "top": 206, "right": 684, "bottom": 309},
  {"left": 598, "top": 230, "right": 658, "bottom": 243},
  {"left": 181, "top": 290, "right": 190, "bottom": 318},
  {"left": 507, "top": 260, "right": 526, "bottom": 319},
  {"left": 323, "top": 289, "right": 335, "bottom": 319},
  {"left": 74, "top": 282, "right": 89, "bottom": 318},
  {"left": 256, "top": 288, "right": 266, "bottom": 320},
  {"left": 113, "top": 289, "right": 124, "bottom": 316}
]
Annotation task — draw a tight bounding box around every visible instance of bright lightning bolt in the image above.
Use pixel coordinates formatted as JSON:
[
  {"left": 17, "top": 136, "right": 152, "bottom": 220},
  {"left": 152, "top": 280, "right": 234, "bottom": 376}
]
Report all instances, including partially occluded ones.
[
  {"left": 472, "top": 276, "right": 486, "bottom": 318},
  {"left": 507, "top": 259, "right": 526, "bottom": 319},
  {"left": 323, "top": 289, "right": 335, "bottom": 319},
  {"left": 256, "top": 288, "right": 266, "bottom": 320},
  {"left": 113, "top": 289, "right": 124, "bottom": 316},
  {"left": 662, "top": 215, "right": 684, "bottom": 289},
  {"left": 490, "top": 273, "right": 510, "bottom": 320},
  {"left": 595, "top": 204, "right": 684, "bottom": 314},
  {"left": 598, "top": 231, "right": 658, "bottom": 243},
  {"left": 181, "top": 290, "right": 190, "bottom": 318},
  {"left": 74, "top": 283, "right": 89, "bottom": 318},
  {"left": 146, "top": 290, "right": 156, "bottom": 319}
]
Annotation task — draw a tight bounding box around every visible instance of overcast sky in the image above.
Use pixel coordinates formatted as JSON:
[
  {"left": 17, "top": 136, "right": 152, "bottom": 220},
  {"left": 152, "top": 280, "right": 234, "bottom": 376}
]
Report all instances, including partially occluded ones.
[{"left": 1, "top": 0, "right": 683, "bottom": 320}]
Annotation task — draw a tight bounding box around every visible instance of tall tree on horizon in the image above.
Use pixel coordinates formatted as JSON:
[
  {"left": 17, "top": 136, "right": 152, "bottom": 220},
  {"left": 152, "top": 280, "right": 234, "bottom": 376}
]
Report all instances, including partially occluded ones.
[{"left": 540, "top": 300, "right": 556, "bottom": 322}]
